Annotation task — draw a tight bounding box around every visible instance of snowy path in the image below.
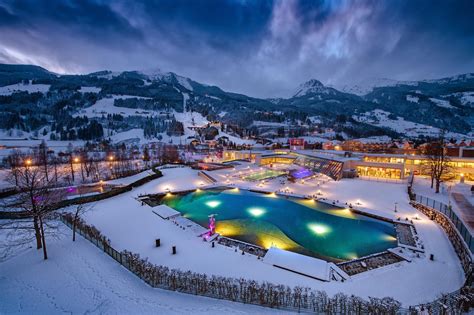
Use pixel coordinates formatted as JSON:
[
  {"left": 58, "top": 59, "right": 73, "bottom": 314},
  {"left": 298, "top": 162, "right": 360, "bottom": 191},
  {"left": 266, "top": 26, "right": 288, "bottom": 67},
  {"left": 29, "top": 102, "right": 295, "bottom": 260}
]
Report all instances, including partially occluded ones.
[{"left": 0, "top": 226, "right": 291, "bottom": 314}]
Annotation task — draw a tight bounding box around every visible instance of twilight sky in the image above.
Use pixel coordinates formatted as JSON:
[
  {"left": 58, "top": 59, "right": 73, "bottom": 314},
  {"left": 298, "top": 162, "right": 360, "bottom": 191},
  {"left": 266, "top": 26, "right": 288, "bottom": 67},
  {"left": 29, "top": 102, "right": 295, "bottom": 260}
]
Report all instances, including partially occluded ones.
[{"left": 0, "top": 0, "right": 473, "bottom": 98}]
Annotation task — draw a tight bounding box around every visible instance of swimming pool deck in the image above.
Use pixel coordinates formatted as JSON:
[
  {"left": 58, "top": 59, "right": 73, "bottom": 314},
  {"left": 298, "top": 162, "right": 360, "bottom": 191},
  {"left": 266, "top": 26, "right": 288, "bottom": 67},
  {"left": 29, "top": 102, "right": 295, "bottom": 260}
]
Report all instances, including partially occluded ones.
[{"left": 142, "top": 185, "right": 420, "bottom": 280}]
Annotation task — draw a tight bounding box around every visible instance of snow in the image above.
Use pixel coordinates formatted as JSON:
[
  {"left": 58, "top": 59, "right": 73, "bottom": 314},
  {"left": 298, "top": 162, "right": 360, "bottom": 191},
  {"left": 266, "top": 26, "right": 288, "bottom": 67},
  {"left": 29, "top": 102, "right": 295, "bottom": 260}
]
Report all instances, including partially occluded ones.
[
  {"left": 445, "top": 92, "right": 474, "bottom": 106},
  {"left": 0, "top": 82, "right": 50, "bottom": 95},
  {"left": 78, "top": 86, "right": 101, "bottom": 93},
  {"left": 94, "top": 71, "right": 121, "bottom": 79},
  {"left": 109, "top": 128, "right": 144, "bottom": 144},
  {"left": 139, "top": 69, "right": 194, "bottom": 91},
  {"left": 176, "top": 76, "right": 193, "bottom": 91},
  {"left": 292, "top": 79, "right": 333, "bottom": 97},
  {"left": 263, "top": 247, "right": 331, "bottom": 281},
  {"left": 61, "top": 166, "right": 465, "bottom": 306},
  {"left": 334, "top": 78, "right": 418, "bottom": 96},
  {"left": 0, "top": 226, "right": 289, "bottom": 314},
  {"left": 429, "top": 98, "right": 454, "bottom": 109},
  {"left": 353, "top": 109, "right": 467, "bottom": 139},
  {"left": 406, "top": 95, "right": 419, "bottom": 103},
  {"left": 153, "top": 205, "right": 181, "bottom": 219},
  {"left": 252, "top": 121, "right": 287, "bottom": 127},
  {"left": 74, "top": 95, "right": 154, "bottom": 118},
  {"left": 104, "top": 169, "right": 155, "bottom": 186}
]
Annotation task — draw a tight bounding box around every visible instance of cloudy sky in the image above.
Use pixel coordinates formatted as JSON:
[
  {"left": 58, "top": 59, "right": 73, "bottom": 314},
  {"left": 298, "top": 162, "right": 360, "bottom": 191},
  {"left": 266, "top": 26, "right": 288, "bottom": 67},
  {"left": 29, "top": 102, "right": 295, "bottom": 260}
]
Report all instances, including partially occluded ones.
[{"left": 1, "top": 0, "right": 473, "bottom": 97}]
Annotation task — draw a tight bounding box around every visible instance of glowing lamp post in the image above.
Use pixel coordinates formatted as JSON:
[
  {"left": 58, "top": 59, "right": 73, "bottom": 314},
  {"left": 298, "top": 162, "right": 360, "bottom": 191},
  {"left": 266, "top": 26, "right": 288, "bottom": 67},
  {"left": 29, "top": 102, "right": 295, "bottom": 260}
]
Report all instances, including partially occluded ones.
[{"left": 209, "top": 214, "right": 216, "bottom": 235}]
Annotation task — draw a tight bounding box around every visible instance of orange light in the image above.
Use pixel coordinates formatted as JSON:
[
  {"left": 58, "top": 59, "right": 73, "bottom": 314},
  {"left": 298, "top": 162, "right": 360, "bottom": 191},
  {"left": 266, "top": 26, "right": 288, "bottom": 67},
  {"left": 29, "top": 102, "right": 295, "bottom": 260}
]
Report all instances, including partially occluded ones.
[
  {"left": 25, "top": 159, "right": 32, "bottom": 165},
  {"left": 74, "top": 157, "right": 79, "bottom": 163},
  {"left": 109, "top": 156, "right": 114, "bottom": 161}
]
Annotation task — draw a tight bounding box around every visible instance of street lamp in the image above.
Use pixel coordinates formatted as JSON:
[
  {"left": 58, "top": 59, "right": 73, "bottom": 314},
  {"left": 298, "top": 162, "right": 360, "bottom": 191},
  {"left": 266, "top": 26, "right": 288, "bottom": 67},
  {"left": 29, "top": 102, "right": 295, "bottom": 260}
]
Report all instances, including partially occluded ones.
[{"left": 74, "top": 157, "right": 80, "bottom": 163}]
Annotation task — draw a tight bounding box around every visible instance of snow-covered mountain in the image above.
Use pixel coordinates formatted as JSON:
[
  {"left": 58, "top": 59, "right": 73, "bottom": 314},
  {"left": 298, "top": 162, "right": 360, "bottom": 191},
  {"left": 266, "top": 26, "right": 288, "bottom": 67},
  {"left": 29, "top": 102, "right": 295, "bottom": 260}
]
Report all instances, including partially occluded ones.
[
  {"left": 0, "top": 63, "right": 473, "bottom": 141},
  {"left": 333, "top": 78, "right": 418, "bottom": 96},
  {"left": 292, "top": 79, "right": 338, "bottom": 97}
]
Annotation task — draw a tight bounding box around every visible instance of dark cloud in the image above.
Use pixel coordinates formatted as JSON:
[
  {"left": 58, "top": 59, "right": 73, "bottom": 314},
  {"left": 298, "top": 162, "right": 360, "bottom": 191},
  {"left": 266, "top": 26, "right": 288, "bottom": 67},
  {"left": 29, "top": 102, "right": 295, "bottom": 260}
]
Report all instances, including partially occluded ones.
[{"left": 0, "top": 0, "right": 473, "bottom": 97}]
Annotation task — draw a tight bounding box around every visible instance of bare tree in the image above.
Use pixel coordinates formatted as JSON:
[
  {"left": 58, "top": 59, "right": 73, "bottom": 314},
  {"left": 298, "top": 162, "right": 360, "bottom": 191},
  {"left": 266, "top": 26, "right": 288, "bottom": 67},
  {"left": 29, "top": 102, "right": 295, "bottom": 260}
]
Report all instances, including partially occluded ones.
[
  {"left": 423, "top": 131, "right": 452, "bottom": 193},
  {"left": 71, "top": 202, "right": 93, "bottom": 242},
  {"left": 1, "top": 163, "right": 65, "bottom": 260}
]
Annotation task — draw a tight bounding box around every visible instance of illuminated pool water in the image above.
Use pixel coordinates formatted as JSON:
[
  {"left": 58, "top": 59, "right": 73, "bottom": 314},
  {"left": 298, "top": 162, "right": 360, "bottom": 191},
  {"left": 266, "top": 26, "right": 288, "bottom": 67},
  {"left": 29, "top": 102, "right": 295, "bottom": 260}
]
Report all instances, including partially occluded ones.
[
  {"left": 162, "top": 188, "right": 397, "bottom": 262},
  {"left": 242, "top": 170, "right": 286, "bottom": 181}
]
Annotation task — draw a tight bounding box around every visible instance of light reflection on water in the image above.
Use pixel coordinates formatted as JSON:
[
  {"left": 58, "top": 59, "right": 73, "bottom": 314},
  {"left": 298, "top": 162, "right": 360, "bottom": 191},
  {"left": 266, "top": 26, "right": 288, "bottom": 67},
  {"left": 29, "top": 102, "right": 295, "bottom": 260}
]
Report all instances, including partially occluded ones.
[{"left": 162, "top": 189, "right": 397, "bottom": 262}]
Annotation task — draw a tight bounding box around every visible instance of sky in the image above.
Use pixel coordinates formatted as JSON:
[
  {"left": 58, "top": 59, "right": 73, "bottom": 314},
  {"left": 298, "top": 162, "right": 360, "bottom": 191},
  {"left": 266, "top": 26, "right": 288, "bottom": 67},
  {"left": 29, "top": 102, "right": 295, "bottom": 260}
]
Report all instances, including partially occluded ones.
[{"left": 0, "top": 0, "right": 473, "bottom": 98}]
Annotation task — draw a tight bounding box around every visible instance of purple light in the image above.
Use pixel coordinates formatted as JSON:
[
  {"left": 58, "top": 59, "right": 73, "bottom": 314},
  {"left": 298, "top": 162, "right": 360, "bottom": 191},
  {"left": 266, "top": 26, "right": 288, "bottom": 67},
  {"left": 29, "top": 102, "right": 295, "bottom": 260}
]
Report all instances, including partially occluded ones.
[
  {"left": 66, "top": 186, "right": 76, "bottom": 193},
  {"left": 290, "top": 168, "right": 313, "bottom": 179},
  {"left": 209, "top": 215, "right": 216, "bottom": 235},
  {"left": 33, "top": 195, "right": 45, "bottom": 203}
]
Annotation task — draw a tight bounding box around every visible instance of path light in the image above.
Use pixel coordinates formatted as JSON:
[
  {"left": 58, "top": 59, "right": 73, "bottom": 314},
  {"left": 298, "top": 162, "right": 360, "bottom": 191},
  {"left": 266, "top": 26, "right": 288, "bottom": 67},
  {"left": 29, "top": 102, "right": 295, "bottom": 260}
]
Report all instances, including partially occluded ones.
[
  {"left": 317, "top": 190, "right": 322, "bottom": 196},
  {"left": 25, "top": 159, "right": 32, "bottom": 166},
  {"left": 356, "top": 199, "right": 362, "bottom": 206},
  {"left": 414, "top": 213, "right": 420, "bottom": 220},
  {"left": 74, "top": 157, "right": 80, "bottom": 163},
  {"left": 109, "top": 156, "right": 114, "bottom": 161}
]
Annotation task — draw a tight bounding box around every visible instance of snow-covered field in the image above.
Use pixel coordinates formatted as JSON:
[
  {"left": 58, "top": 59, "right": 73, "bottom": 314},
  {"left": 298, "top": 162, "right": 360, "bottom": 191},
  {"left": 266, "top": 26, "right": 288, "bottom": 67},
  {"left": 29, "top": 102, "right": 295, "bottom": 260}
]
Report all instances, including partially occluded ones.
[
  {"left": 0, "top": 226, "right": 289, "bottom": 315},
  {"left": 74, "top": 95, "right": 154, "bottom": 118},
  {"left": 0, "top": 82, "right": 51, "bottom": 95},
  {"left": 78, "top": 86, "right": 101, "bottom": 93},
  {"left": 353, "top": 109, "right": 467, "bottom": 138}
]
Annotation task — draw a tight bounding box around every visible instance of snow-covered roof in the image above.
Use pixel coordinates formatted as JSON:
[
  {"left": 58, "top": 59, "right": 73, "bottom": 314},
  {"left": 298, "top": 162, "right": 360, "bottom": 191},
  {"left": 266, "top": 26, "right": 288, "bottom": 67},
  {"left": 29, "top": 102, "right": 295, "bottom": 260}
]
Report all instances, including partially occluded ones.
[
  {"left": 153, "top": 205, "right": 181, "bottom": 219},
  {"left": 263, "top": 247, "right": 331, "bottom": 281}
]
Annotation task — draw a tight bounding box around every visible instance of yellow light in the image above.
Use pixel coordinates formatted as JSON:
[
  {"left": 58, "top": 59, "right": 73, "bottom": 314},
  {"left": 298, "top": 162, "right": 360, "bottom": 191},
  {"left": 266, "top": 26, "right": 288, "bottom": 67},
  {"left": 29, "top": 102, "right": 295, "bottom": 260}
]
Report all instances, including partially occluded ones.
[
  {"left": 383, "top": 235, "right": 397, "bottom": 241},
  {"left": 25, "top": 159, "right": 32, "bottom": 165},
  {"left": 206, "top": 200, "right": 221, "bottom": 208},
  {"left": 109, "top": 156, "right": 114, "bottom": 161},
  {"left": 308, "top": 223, "right": 330, "bottom": 235},
  {"left": 248, "top": 207, "right": 265, "bottom": 217},
  {"left": 74, "top": 157, "right": 79, "bottom": 163}
]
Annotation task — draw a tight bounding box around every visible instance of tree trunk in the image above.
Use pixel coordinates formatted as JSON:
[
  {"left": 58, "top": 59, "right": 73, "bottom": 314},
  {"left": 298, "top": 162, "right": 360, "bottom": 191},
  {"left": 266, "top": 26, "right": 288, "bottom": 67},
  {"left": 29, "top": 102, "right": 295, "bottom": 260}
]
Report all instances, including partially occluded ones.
[
  {"left": 54, "top": 162, "right": 58, "bottom": 183},
  {"left": 70, "top": 160, "right": 75, "bottom": 182},
  {"left": 435, "top": 179, "right": 441, "bottom": 194},
  {"left": 39, "top": 216, "right": 48, "bottom": 260},
  {"left": 430, "top": 174, "right": 434, "bottom": 188},
  {"left": 33, "top": 216, "right": 42, "bottom": 250},
  {"left": 73, "top": 221, "right": 76, "bottom": 242}
]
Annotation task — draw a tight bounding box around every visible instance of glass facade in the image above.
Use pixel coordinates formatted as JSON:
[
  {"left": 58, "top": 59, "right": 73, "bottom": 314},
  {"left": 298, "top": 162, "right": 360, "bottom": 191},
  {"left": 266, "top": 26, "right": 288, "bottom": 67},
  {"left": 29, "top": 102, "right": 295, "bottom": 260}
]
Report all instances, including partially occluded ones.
[
  {"left": 357, "top": 166, "right": 402, "bottom": 179},
  {"left": 363, "top": 156, "right": 405, "bottom": 164}
]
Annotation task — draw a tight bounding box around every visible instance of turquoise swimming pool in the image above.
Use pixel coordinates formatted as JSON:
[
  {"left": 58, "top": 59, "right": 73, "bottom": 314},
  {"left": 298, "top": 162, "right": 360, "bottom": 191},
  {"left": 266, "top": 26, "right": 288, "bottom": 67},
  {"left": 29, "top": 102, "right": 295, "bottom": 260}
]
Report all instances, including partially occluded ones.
[{"left": 161, "top": 188, "right": 397, "bottom": 262}]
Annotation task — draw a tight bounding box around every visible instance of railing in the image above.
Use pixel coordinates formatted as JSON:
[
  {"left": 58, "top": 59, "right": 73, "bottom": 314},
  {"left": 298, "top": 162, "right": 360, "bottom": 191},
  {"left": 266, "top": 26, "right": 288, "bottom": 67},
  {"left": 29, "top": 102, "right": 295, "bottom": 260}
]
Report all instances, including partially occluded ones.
[{"left": 414, "top": 194, "right": 473, "bottom": 255}]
